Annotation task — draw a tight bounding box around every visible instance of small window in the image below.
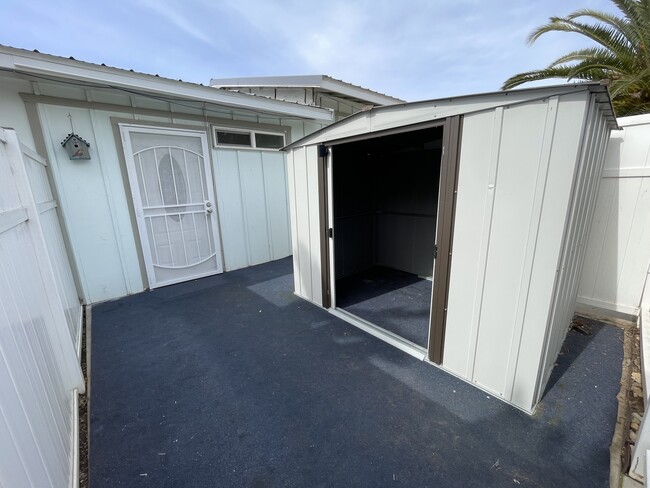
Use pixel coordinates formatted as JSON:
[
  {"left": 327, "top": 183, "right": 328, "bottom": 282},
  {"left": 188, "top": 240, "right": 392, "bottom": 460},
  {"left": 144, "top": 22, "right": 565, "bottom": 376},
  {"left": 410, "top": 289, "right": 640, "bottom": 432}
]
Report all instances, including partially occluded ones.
[
  {"left": 213, "top": 126, "right": 285, "bottom": 151},
  {"left": 215, "top": 130, "right": 252, "bottom": 147},
  {"left": 255, "top": 133, "right": 285, "bottom": 149}
]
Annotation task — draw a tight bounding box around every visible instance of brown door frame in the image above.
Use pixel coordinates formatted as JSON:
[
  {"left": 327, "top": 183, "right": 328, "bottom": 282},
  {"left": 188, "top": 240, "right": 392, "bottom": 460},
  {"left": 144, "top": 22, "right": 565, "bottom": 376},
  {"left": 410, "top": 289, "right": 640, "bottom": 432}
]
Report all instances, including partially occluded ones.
[
  {"left": 428, "top": 115, "right": 462, "bottom": 364},
  {"left": 317, "top": 145, "right": 331, "bottom": 308},
  {"left": 317, "top": 117, "right": 462, "bottom": 363}
]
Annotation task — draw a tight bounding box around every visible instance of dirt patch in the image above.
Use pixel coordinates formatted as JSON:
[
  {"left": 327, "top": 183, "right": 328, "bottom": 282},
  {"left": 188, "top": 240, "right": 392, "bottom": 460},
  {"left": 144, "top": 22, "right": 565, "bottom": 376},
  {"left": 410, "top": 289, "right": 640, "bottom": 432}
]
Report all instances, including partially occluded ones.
[
  {"left": 79, "top": 311, "right": 89, "bottom": 488},
  {"left": 600, "top": 313, "right": 644, "bottom": 487},
  {"left": 624, "top": 324, "right": 644, "bottom": 473}
]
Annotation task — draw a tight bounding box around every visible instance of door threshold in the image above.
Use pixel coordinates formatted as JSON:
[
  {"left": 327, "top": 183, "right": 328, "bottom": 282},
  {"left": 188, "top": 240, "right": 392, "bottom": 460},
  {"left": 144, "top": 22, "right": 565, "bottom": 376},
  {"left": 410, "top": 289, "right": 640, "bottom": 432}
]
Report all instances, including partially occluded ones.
[{"left": 329, "top": 308, "right": 428, "bottom": 361}]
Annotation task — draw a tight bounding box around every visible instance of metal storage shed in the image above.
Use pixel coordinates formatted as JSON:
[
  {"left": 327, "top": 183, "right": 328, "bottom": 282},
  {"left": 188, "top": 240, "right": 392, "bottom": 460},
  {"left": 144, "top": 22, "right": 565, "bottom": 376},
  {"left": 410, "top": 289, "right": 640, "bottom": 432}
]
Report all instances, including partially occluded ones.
[{"left": 284, "top": 83, "right": 617, "bottom": 413}]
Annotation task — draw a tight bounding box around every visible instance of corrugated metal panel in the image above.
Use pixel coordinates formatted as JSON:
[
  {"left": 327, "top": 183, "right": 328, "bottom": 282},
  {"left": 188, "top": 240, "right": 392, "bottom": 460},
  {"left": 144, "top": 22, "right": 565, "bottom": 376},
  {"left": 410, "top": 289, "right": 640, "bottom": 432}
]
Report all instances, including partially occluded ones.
[
  {"left": 286, "top": 145, "right": 324, "bottom": 304},
  {"left": 535, "top": 95, "right": 611, "bottom": 405},
  {"left": 440, "top": 90, "right": 610, "bottom": 412},
  {"left": 0, "top": 128, "right": 84, "bottom": 488},
  {"left": 578, "top": 114, "right": 650, "bottom": 316},
  {"left": 442, "top": 92, "right": 594, "bottom": 411}
]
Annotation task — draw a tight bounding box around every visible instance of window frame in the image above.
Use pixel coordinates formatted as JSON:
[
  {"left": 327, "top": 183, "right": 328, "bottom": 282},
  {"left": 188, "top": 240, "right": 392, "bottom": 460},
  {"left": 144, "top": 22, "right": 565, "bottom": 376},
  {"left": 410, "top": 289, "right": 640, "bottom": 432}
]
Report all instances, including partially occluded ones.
[{"left": 212, "top": 126, "right": 286, "bottom": 151}]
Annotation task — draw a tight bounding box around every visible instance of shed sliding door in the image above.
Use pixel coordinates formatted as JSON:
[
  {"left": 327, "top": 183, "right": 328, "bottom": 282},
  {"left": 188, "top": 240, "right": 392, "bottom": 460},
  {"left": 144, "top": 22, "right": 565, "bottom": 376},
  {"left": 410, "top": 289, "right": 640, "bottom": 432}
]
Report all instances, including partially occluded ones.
[
  {"left": 120, "top": 125, "right": 223, "bottom": 288},
  {"left": 324, "top": 118, "right": 460, "bottom": 361}
]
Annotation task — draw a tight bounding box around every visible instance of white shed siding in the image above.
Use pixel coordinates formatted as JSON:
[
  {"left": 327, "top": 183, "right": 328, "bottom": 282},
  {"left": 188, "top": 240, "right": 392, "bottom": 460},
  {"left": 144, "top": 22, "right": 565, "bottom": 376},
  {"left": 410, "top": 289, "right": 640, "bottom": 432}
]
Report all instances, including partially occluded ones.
[
  {"left": 442, "top": 92, "right": 596, "bottom": 410},
  {"left": 287, "top": 145, "right": 324, "bottom": 303},
  {"left": 286, "top": 86, "right": 613, "bottom": 412},
  {"left": 536, "top": 96, "right": 611, "bottom": 403},
  {"left": 443, "top": 89, "right": 605, "bottom": 410},
  {"left": 0, "top": 129, "right": 83, "bottom": 488},
  {"left": 578, "top": 114, "right": 650, "bottom": 316}
]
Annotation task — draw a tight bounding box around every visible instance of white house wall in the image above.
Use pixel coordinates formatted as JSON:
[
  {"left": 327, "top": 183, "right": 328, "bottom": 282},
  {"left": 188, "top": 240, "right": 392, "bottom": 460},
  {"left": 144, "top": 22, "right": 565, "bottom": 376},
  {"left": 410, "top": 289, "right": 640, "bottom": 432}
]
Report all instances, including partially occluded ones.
[
  {"left": 578, "top": 114, "right": 650, "bottom": 316},
  {"left": 0, "top": 76, "right": 36, "bottom": 148},
  {"left": 442, "top": 91, "right": 605, "bottom": 412},
  {"left": 20, "top": 80, "right": 325, "bottom": 303}
]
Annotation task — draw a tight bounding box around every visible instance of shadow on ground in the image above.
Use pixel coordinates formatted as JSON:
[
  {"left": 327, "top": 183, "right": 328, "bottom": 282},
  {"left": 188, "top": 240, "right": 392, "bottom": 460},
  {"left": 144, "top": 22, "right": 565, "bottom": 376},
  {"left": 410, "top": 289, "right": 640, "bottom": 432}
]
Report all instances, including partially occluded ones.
[{"left": 90, "top": 257, "right": 622, "bottom": 488}]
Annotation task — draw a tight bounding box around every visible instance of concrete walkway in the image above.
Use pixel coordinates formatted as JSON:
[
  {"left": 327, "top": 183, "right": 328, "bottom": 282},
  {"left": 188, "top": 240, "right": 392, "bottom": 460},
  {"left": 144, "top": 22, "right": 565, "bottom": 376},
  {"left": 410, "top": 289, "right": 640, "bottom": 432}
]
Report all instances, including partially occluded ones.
[{"left": 90, "top": 257, "right": 622, "bottom": 487}]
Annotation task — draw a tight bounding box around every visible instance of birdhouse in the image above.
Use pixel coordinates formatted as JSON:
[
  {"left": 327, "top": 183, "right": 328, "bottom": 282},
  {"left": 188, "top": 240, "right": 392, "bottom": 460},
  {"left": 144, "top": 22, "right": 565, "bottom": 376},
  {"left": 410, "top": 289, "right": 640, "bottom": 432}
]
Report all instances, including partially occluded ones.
[{"left": 61, "top": 133, "right": 91, "bottom": 160}]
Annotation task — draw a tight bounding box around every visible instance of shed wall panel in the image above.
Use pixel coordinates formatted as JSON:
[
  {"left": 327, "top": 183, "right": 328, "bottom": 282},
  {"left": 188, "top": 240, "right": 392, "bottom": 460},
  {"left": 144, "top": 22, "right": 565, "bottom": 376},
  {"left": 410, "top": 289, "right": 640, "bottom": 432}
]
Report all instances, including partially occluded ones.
[
  {"left": 509, "top": 92, "right": 590, "bottom": 408},
  {"left": 443, "top": 110, "right": 497, "bottom": 378},
  {"left": 443, "top": 91, "right": 603, "bottom": 411},
  {"left": 537, "top": 96, "right": 611, "bottom": 404},
  {"left": 471, "top": 100, "right": 550, "bottom": 396},
  {"left": 292, "top": 147, "right": 314, "bottom": 300},
  {"left": 287, "top": 150, "right": 303, "bottom": 296}
]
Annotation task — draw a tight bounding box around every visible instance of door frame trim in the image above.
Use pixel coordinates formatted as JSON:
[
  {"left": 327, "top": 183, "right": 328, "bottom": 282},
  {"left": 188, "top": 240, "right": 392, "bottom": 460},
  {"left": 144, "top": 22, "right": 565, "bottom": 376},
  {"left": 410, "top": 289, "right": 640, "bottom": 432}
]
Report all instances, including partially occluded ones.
[
  {"left": 428, "top": 115, "right": 463, "bottom": 364},
  {"left": 320, "top": 118, "right": 462, "bottom": 364},
  {"left": 118, "top": 123, "right": 224, "bottom": 289}
]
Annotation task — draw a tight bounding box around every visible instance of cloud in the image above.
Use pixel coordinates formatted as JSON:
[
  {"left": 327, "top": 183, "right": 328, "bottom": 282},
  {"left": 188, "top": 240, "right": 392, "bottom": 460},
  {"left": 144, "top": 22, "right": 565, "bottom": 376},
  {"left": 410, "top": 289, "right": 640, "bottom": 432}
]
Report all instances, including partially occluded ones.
[{"left": 0, "top": 0, "right": 623, "bottom": 101}]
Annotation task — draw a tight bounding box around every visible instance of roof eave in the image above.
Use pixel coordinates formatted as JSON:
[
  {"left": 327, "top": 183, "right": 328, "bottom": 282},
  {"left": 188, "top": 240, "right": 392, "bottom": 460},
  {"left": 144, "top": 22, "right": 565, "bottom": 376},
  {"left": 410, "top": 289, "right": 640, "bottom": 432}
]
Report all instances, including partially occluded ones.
[{"left": 0, "top": 48, "right": 333, "bottom": 121}]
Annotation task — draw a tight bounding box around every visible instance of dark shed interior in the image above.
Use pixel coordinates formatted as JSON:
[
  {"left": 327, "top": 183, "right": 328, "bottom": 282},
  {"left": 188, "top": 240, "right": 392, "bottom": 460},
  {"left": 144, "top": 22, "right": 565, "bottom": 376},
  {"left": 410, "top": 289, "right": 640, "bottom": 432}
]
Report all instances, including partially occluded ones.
[{"left": 332, "top": 126, "right": 444, "bottom": 347}]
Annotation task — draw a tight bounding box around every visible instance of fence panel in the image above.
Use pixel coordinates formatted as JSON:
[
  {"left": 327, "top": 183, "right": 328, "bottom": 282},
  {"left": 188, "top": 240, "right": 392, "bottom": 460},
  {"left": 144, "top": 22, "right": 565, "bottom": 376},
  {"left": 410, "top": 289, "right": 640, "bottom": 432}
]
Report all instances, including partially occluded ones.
[
  {"left": 578, "top": 114, "right": 650, "bottom": 316},
  {"left": 0, "top": 128, "right": 84, "bottom": 488}
]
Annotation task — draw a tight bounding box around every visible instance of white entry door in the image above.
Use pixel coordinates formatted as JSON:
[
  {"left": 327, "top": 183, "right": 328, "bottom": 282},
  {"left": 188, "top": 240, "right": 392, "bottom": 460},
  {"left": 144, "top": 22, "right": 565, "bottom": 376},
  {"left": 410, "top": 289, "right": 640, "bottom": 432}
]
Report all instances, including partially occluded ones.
[{"left": 120, "top": 125, "right": 223, "bottom": 288}]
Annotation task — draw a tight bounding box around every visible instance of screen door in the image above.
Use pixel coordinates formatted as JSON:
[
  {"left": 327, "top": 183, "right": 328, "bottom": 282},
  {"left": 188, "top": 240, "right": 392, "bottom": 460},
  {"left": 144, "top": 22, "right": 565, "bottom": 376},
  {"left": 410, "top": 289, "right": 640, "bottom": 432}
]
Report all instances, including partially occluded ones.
[{"left": 120, "top": 125, "right": 223, "bottom": 288}]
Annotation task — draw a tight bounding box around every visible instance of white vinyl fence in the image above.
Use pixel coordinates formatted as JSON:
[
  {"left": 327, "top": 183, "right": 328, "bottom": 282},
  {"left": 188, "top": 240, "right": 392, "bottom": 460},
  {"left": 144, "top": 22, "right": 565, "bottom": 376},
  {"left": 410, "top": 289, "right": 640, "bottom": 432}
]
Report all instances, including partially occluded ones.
[
  {"left": 0, "top": 128, "right": 84, "bottom": 488},
  {"left": 578, "top": 114, "right": 650, "bottom": 317}
]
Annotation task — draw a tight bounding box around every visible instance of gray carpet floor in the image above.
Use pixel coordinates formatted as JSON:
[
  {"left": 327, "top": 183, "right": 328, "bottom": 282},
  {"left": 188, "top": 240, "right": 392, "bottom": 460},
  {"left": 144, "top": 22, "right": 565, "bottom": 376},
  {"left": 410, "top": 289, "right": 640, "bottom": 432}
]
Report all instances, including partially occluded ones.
[{"left": 90, "top": 257, "right": 622, "bottom": 487}]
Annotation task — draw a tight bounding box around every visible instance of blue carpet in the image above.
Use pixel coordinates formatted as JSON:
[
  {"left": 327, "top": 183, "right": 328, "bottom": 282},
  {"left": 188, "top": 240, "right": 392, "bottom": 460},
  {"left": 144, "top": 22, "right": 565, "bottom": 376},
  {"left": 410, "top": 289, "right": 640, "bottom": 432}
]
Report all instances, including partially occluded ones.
[{"left": 90, "top": 257, "right": 622, "bottom": 487}]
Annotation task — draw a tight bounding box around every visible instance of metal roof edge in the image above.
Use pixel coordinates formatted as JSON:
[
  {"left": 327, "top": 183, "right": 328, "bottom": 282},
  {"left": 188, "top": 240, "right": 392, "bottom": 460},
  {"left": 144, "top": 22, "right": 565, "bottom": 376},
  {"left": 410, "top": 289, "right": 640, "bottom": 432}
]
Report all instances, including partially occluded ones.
[
  {"left": 0, "top": 45, "right": 334, "bottom": 121},
  {"left": 210, "top": 74, "right": 404, "bottom": 106},
  {"left": 283, "top": 83, "right": 616, "bottom": 150}
]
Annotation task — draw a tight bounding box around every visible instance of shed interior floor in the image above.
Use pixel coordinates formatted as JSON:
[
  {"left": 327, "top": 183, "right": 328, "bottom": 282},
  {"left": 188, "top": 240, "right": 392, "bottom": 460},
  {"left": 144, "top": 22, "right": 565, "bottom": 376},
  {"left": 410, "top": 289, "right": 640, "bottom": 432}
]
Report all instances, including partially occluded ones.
[{"left": 335, "top": 266, "right": 431, "bottom": 348}]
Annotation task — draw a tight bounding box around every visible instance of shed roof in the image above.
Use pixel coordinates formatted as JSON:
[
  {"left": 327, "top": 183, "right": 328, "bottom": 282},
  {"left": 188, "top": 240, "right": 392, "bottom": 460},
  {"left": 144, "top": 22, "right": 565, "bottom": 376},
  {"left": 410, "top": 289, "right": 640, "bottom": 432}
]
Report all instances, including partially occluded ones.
[
  {"left": 284, "top": 83, "right": 617, "bottom": 150},
  {"left": 0, "top": 45, "right": 333, "bottom": 121},
  {"left": 210, "top": 75, "right": 404, "bottom": 106}
]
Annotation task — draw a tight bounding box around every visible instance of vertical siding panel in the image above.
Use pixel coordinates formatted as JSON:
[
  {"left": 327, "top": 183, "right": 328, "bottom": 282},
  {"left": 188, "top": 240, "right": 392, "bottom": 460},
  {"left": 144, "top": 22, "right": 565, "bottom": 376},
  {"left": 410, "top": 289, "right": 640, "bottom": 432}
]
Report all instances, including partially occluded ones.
[
  {"left": 39, "top": 105, "right": 129, "bottom": 302},
  {"left": 238, "top": 150, "right": 271, "bottom": 265},
  {"left": 306, "top": 146, "right": 323, "bottom": 305},
  {"left": 472, "top": 101, "right": 548, "bottom": 396},
  {"left": 443, "top": 110, "right": 496, "bottom": 378},
  {"left": 292, "top": 147, "right": 313, "bottom": 300},
  {"left": 511, "top": 93, "right": 591, "bottom": 408},
  {"left": 286, "top": 150, "right": 302, "bottom": 296},
  {"left": 213, "top": 149, "right": 248, "bottom": 270},
  {"left": 262, "top": 151, "right": 292, "bottom": 260}
]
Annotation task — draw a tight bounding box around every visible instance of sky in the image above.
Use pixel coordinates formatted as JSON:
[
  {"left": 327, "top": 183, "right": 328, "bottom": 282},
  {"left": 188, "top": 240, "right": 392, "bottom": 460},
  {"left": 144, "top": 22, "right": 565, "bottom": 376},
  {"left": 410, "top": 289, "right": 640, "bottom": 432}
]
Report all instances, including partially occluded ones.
[{"left": 1, "top": 0, "right": 620, "bottom": 102}]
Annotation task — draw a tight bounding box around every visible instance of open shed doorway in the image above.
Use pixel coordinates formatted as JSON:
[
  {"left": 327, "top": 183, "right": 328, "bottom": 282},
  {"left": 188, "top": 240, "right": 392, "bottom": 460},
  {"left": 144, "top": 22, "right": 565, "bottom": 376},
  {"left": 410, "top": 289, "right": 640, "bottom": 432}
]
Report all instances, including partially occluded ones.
[{"left": 329, "top": 125, "right": 445, "bottom": 352}]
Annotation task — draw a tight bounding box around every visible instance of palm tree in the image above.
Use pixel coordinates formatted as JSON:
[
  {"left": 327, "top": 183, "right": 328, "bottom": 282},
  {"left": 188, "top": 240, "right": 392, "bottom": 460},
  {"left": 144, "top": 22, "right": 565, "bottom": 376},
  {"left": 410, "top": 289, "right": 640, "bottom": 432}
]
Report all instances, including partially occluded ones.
[{"left": 502, "top": 0, "right": 650, "bottom": 116}]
